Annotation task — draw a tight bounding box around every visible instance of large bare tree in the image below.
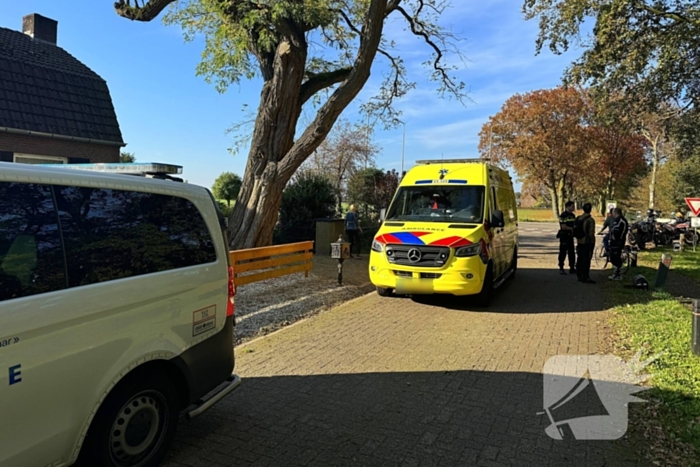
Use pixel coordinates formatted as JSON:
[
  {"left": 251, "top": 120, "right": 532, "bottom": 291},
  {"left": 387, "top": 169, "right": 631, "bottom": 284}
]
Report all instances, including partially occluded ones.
[
  {"left": 114, "top": 0, "right": 467, "bottom": 248},
  {"left": 299, "top": 119, "right": 378, "bottom": 213}
]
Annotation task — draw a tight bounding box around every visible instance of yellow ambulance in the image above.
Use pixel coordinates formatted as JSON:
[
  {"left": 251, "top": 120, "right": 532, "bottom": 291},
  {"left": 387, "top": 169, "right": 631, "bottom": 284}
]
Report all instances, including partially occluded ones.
[{"left": 369, "top": 159, "right": 518, "bottom": 306}]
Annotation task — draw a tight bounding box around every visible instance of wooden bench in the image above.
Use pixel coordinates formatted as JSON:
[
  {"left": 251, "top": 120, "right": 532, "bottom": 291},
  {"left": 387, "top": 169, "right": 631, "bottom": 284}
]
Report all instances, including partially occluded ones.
[{"left": 229, "top": 241, "right": 314, "bottom": 286}]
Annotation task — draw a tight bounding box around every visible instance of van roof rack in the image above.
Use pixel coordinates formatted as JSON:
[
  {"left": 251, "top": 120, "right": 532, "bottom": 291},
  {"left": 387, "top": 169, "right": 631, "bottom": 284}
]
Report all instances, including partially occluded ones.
[
  {"left": 39, "top": 162, "right": 185, "bottom": 182},
  {"left": 416, "top": 158, "right": 490, "bottom": 164}
]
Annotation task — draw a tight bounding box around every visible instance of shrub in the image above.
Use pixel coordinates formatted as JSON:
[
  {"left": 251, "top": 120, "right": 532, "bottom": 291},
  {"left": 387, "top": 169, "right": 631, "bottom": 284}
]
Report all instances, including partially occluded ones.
[{"left": 274, "top": 173, "right": 337, "bottom": 245}]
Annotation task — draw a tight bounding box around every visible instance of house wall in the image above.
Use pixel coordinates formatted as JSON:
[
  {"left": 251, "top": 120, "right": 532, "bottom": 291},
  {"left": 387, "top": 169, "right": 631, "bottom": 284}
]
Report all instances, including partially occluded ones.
[
  {"left": 520, "top": 195, "right": 538, "bottom": 208},
  {"left": 0, "top": 133, "right": 120, "bottom": 163}
]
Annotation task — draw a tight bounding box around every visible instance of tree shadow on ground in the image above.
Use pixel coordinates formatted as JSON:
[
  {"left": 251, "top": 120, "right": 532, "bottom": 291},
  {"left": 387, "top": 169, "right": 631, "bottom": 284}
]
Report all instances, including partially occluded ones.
[{"left": 165, "top": 370, "right": 652, "bottom": 467}]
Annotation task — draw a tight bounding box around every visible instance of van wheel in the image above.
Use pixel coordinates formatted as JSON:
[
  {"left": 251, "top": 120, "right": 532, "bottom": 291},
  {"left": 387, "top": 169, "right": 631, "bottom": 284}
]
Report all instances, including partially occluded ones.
[
  {"left": 376, "top": 287, "right": 394, "bottom": 297},
  {"left": 77, "top": 371, "right": 179, "bottom": 467},
  {"left": 473, "top": 264, "right": 493, "bottom": 307}
]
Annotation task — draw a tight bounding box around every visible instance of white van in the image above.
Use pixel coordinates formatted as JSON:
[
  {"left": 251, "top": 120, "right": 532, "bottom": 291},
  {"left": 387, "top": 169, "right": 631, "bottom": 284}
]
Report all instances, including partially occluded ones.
[{"left": 0, "top": 162, "right": 240, "bottom": 467}]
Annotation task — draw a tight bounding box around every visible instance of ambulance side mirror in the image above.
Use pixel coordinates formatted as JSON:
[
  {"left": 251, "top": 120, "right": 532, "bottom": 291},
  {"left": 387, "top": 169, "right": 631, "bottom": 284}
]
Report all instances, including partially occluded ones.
[
  {"left": 491, "top": 209, "right": 505, "bottom": 228},
  {"left": 379, "top": 208, "right": 386, "bottom": 222}
]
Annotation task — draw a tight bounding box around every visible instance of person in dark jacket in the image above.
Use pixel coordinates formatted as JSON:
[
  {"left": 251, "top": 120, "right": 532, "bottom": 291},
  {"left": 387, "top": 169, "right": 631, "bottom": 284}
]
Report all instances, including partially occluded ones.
[
  {"left": 345, "top": 204, "right": 363, "bottom": 258},
  {"left": 575, "top": 203, "right": 597, "bottom": 284},
  {"left": 557, "top": 201, "right": 576, "bottom": 275},
  {"left": 608, "top": 208, "right": 629, "bottom": 280}
]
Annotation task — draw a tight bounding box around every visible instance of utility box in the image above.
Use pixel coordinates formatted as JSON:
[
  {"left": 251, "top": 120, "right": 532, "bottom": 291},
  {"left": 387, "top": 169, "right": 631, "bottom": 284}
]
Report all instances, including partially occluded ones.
[{"left": 315, "top": 218, "right": 345, "bottom": 255}]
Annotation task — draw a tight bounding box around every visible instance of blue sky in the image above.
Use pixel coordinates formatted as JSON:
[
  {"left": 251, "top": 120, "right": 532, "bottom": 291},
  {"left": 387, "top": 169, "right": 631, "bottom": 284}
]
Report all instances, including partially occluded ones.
[{"left": 3, "top": 0, "right": 582, "bottom": 191}]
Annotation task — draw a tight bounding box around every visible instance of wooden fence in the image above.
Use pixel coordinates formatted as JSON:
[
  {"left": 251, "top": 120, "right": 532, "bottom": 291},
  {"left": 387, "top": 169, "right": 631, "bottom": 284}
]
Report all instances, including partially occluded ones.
[{"left": 229, "top": 241, "right": 314, "bottom": 286}]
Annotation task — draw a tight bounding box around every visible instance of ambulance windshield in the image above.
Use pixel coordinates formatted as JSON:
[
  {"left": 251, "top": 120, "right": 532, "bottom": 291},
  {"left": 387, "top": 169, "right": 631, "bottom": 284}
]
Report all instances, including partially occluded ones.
[{"left": 385, "top": 186, "right": 485, "bottom": 223}]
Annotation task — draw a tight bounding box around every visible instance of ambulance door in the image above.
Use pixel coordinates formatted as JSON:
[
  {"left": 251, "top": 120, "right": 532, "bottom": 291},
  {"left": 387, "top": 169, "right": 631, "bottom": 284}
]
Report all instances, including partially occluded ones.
[{"left": 488, "top": 185, "right": 506, "bottom": 278}]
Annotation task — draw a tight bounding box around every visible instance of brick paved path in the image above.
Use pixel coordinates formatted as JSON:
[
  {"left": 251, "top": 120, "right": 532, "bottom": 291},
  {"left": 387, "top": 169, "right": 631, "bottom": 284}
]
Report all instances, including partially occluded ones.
[{"left": 165, "top": 223, "right": 649, "bottom": 467}]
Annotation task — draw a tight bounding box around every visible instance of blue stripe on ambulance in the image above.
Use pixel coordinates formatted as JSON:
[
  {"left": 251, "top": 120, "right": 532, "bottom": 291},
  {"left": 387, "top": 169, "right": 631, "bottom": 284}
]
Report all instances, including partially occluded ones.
[{"left": 390, "top": 232, "right": 426, "bottom": 245}]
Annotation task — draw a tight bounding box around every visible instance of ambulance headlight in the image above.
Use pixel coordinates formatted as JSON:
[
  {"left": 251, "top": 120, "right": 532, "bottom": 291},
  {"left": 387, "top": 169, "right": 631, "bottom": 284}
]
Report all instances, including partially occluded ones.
[
  {"left": 371, "top": 240, "right": 384, "bottom": 252},
  {"left": 454, "top": 244, "right": 481, "bottom": 257}
]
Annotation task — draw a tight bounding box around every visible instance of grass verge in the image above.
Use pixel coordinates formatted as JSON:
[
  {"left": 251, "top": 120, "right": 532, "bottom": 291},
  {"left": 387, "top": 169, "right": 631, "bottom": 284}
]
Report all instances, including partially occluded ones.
[
  {"left": 605, "top": 264, "right": 700, "bottom": 466},
  {"left": 517, "top": 208, "right": 605, "bottom": 223},
  {"left": 637, "top": 247, "right": 700, "bottom": 283},
  {"left": 518, "top": 208, "right": 556, "bottom": 222}
]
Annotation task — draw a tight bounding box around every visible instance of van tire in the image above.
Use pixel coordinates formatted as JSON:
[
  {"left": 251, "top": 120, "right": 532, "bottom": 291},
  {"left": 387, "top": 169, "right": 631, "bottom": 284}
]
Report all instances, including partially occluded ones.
[
  {"left": 376, "top": 287, "right": 394, "bottom": 297},
  {"left": 77, "top": 371, "right": 179, "bottom": 467},
  {"left": 473, "top": 264, "right": 493, "bottom": 307}
]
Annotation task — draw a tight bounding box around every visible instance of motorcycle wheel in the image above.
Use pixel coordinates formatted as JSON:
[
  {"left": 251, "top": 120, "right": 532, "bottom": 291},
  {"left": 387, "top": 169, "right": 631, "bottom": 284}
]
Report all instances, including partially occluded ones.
[{"left": 636, "top": 234, "right": 647, "bottom": 250}]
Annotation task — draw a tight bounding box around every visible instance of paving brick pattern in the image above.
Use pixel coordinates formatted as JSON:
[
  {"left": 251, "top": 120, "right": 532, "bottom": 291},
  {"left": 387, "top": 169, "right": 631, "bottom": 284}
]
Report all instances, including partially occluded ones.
[{"left": 164, "top": 223, "right": 650, "bottom": 467}]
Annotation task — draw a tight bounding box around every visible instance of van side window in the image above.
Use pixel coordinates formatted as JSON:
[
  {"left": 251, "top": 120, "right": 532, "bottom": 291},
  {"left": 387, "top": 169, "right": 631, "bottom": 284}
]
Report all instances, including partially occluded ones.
[
  {"left": 0, "top": 182, "right": 66, "bottom": 302},
  {"left": 54, "top": 186, "right": 217, "bottom": 287},
  {"left": 490, "top": 187, "right": 498, "bottom": 214}
]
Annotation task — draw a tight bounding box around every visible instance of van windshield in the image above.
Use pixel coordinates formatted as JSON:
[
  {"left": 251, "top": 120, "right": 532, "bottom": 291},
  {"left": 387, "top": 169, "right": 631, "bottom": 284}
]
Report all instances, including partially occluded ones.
[{"left": 386, "top": 186, "right": 485, "bottom": 223}]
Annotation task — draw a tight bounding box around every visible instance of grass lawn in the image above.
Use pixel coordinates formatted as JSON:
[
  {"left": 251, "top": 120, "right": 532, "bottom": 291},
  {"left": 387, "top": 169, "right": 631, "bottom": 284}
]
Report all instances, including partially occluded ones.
[
  {"left": 517, "top": 208, "right": 605, "bottom": 223},
  {"left": 517, "top": 208, "right": 556, "bottom": 222},
  {"left": 605, "top": 263, "right": 700, "bottom": 465},
  {"left": 637, "top": 247, "right": 700, "bottom": 283}
]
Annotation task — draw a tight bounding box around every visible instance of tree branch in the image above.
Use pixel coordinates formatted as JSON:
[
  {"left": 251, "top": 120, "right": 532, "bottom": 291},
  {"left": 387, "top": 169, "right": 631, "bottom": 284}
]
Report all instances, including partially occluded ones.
[
  {"left": 279, "top": 0, "right": 388, "bottom": 180},
  {"left": 114, "top": 0, "right": 176, "bottom": 21},
  {"left": 635, "top": 2, "right": 700, "bottom": 26},
  {"left": 300, "top": 68, "right": 353, "bottom": 105},
  {"left": 394, "top": 3, "right": 464, "bottom": 99},
  {"left": 385, "top": 0, "right": 403, "bottom": 17}
]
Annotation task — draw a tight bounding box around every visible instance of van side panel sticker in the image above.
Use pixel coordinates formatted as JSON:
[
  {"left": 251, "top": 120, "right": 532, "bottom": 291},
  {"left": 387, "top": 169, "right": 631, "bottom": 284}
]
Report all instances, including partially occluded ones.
[
  {"left": 0, "top": 337, "right": 19, "bottom": 348},
  {"left": 9, "top": 364, "right": 21, "bottom": 385},
  {"left": 193, "top": 305, "right": 216, "bottom": 336}
]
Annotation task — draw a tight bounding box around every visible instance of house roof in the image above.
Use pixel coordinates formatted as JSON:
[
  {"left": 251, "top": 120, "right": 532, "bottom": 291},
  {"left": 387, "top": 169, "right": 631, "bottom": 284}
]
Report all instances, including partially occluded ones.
[{"left": 0, "top": 26, "right": 124, "bottom": 145}]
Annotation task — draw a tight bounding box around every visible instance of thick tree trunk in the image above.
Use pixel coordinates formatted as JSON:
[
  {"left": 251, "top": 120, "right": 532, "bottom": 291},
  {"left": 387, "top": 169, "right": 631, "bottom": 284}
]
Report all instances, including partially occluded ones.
[
  {"left": 556, "top": 176, "right": 566, "bottom": 214},
  {"left": 228, "top": 38, "right": 308, "bottom": 249},
  {"left": 550, "top": 187, "right": 560, "bottom": 219}
]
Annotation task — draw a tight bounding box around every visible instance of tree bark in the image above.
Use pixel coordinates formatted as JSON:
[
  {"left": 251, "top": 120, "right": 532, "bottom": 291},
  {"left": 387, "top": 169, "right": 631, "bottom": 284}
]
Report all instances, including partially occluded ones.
[
  {"left": 549, "top": 188, "right": 560, "bottom": 219},
  {"left": 227, "top": 35, "right": 308, "bottom": 249}
]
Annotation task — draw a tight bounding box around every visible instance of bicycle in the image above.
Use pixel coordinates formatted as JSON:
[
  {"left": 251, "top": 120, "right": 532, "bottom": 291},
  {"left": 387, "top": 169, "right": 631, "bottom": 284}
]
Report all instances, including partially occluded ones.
[{"left": 593, "top": 241, "right": 631, "bottom": 274}]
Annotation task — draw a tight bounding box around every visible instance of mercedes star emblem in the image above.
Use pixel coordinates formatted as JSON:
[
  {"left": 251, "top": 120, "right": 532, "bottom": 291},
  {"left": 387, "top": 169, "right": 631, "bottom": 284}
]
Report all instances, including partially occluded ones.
[{"left": 407, "top": 248, "right": 422, "bottom": 263}]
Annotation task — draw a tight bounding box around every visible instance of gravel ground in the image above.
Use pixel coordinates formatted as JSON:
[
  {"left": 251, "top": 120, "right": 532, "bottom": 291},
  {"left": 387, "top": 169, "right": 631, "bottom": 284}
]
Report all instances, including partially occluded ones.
[{"left": 233, "top": 271, "right": 370, "bottom": 346}]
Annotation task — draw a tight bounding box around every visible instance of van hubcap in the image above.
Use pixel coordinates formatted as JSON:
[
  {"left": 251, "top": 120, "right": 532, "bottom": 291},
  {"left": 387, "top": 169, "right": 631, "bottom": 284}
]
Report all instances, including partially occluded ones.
[{"left": 110, "top": 391, "right": 166, "bottom": 466}]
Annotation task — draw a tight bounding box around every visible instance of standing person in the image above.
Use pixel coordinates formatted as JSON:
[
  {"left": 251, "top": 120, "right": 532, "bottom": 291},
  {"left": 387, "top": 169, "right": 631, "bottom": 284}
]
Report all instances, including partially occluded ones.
[
  {"left": 597, "top": 208, "right": 615, "bottom": 255},
  {"left": 557, "top": 201, "right": 577, "bottom": 275},
  {"left": 608, "top": 208, "right": 629, "bottom": 280},
  {"left": 574, "top": 203, "right": 597, "bottom": 284},
  {"left": 345, "top": 204, "right": 363, "bottom": 259}
]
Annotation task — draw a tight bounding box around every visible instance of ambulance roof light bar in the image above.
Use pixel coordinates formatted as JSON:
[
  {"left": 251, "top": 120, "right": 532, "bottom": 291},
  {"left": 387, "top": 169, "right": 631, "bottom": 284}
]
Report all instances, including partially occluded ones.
[
  {"left": 416, "top": 158, "right": 490, "bottom": 165},
  {"left": 39, "top": 162, "right": 184, "bottom": 182}
]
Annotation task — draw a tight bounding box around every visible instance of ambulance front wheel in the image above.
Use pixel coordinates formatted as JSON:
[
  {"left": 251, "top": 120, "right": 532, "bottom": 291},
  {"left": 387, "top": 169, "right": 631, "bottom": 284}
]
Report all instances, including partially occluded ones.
[
  {"left": 376, "top": 287, "right": 394, "bottom": 297},
  {"left": 473, "top": 263, "right": 493, "bottom": 307}
]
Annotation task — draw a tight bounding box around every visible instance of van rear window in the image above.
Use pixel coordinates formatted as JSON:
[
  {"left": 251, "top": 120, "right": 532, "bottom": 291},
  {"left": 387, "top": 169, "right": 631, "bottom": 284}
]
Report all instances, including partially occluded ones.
[
  {"left": 55, "top": 186, "right": 217, "bottom": 287},
  {"left": 0, "top": 183, "right": 66, "bottom": 301},
  {"left": 1, "top": 182, "right": 218, "bottom": 302}
]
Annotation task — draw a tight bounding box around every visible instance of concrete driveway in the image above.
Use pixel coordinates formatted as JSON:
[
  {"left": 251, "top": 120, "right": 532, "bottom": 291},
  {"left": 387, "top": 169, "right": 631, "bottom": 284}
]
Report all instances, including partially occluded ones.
[{"left": 164, "top": 222, "right": 648, "bottom": 467}]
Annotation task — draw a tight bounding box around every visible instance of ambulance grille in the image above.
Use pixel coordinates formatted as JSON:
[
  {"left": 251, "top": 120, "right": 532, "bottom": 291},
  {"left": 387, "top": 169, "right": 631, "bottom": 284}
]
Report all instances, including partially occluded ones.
[{"left": 385, "top": 245, "right": 450, "bottom": 268}]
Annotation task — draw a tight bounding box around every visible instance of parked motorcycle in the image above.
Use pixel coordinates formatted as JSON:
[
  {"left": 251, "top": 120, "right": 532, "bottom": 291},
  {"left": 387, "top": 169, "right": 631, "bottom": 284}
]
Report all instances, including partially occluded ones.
[
  {"left": 628, "top": 209, "right": 659, "bottom": 250},
  {"left": 660, "top": 212, "right": 699, "bottom": 246}
]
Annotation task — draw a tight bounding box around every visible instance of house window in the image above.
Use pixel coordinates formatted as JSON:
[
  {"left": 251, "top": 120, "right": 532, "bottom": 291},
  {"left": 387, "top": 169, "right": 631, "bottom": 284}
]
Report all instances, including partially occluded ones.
[{"left": 13, "top": 154, "right": 67, "bottom": 165}]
